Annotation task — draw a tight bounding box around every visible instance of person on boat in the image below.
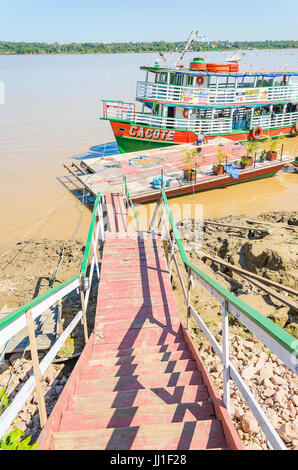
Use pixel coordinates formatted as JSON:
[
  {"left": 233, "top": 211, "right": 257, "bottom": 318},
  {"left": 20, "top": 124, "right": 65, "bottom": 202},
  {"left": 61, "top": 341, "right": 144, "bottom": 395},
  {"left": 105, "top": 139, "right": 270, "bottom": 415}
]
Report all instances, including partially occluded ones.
[{"left": 196, "top": 133, "right": 206, "bottom": 146}]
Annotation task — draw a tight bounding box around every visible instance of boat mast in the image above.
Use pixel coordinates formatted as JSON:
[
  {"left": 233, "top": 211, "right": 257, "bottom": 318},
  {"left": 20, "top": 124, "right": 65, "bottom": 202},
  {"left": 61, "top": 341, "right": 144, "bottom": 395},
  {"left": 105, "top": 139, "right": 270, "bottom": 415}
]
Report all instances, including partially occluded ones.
[{"left": 176, "top": 31, "right": 198, "bottom": 67}]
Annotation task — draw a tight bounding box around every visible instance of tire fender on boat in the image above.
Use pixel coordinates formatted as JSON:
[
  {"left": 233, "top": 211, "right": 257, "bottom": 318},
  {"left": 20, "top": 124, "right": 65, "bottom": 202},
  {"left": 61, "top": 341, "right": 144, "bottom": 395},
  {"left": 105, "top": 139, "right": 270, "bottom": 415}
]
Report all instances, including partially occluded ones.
[
  {"left": 196, "top": 76, "right": 204, "bottom": 86},
  {"left": 183, "top": 109, "right": 189, "bottom": 119},
  {"left": 251, "top": 126, "right": 263, "bottom": 140},
  {"left": 293, "top": 120, "right": 298, "bottom": 134}
]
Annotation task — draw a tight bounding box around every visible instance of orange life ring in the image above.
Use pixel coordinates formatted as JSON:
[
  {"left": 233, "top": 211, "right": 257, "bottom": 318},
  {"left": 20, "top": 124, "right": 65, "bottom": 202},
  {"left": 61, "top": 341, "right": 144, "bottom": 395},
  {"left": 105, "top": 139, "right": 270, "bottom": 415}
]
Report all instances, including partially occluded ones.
[
  {"left": 196, "top": 76, "right": 204, "bottom": 86},
  {"left": 251, "top": 126, "right": 263, "bottom": 140},
  {"left": 183, "top": 109, "right": 189, "bottom": 119}
]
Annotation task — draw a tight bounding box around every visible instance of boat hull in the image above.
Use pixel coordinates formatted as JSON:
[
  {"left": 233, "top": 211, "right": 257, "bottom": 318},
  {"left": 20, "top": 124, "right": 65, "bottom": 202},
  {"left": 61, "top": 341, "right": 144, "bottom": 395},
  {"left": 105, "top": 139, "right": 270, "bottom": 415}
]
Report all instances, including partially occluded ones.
[
  {"left": 109, "top": 120, "right": 296, "bottom": 153},
  {"left": 131, "top": 162, "right": 286, "bottom": 204}
]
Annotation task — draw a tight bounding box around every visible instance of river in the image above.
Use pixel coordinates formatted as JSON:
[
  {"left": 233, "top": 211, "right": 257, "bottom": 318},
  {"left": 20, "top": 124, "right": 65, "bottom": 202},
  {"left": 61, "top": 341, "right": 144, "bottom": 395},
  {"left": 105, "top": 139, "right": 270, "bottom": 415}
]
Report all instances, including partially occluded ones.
[{"left": 0, "top": 50, "right": 297, "bottom": 256}]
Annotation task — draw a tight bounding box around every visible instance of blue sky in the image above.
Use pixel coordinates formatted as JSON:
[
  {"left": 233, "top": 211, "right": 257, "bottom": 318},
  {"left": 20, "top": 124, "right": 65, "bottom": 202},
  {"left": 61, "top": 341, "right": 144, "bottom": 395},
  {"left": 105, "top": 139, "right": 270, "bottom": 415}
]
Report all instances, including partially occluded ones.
[{"left": 1, "top": 0, "right": 298, "bottom": 43}]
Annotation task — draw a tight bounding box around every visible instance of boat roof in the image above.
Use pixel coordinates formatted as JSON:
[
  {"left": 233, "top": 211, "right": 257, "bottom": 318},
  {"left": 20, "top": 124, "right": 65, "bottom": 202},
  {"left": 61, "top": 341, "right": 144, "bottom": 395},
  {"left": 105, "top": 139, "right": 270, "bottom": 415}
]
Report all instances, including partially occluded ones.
[{"left": 140, "top": 65, "right": 298, "bottom": 77}]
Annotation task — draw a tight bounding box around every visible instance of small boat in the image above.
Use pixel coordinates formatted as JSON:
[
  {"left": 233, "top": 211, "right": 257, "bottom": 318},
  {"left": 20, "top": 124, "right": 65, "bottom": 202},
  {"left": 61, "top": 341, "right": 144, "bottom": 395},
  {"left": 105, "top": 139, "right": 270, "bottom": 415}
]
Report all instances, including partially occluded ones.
[{"left": 101, "top": 57, "right": 298, "bottom": 154}]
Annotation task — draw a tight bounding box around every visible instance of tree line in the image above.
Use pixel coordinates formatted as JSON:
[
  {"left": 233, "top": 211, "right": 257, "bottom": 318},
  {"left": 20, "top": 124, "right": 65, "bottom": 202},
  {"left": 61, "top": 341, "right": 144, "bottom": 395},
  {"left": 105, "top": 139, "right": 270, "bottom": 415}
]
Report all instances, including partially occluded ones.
[{"left": 0, "top": 40, "right": 297, "bottom": 55}]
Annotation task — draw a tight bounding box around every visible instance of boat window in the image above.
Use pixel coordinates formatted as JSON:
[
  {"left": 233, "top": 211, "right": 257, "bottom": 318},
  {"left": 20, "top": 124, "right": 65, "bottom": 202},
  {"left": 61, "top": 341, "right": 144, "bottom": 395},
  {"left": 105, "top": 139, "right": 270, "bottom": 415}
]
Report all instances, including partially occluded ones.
[
  {"left": 262, "top": 77, "right": 274, "bottom": 87},
  {"left": 187, "top": 75, "right": 194, "bottom": 86},
  {"left": 286, "top": 103, "right": 297, "bottom": 113},
  {"left": 175, "top": 74, "right": 184, "bottom": 87},
  {"left": 208, "top": 76, "right": 218, "bottom": 87},
  {"left": 170, "top": 73, "right": 176, "bottom": 85},
  {"left": 159, "top": 72, "right": 168, "bottom": 84}
]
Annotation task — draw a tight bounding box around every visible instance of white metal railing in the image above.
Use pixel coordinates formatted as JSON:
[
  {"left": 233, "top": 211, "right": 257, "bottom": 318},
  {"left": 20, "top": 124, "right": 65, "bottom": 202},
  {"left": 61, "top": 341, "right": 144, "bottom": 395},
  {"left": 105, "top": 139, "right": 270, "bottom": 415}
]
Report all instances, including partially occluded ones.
[
  {"left": 251, "top": 112, "right": 298, "bottom": 130},
  {"left": 0, "top": 194, "right": 105, "bottom": 440},
  {"left": 149, "top": 189, "right": 298, "bottom": 450},
  {"left": 103, "top": 99, "right": 298, "bottom": 136},
  {"left": 136, "top": 81, "right": 298, "bottom": 106}
]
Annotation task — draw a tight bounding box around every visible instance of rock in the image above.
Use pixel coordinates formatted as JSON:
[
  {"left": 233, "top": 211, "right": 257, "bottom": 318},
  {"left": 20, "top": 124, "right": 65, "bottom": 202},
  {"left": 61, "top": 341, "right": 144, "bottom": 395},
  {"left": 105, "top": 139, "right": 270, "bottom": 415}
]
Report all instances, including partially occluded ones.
[
  {"left": 266, "top": 408, "right": 279, "bottom": 428},
  {"left": 278, "top": 419, "right": 298, "bottom": 443},
  {"left": 240, "top": 412, "right": 259, "bottom": 435},
  {"left": 263, "top": 387, "right": 275, "bottom": 398},
  {"left": 274, "top": 389, "right": 287, "bottom": 406},
  {"left": 285, "top": 323, "right": 298, "bottom": 339},
  {"left": 43, "top": 365, "right": 57, "bottom": 384},
  {"left": 258, "top": 365, "right": 273, "bottom": 381},
  {"left": 254, "top": 357, "right": 266, "bottom": 372},
  {"left": 268, "top": 307, "right": 289, "bottom": 328},
  {"left": 292, "top": 439, "right": 298, "bottom": 450},
  {"left": 8, "top": 353, "right": 23, "bottom": 365},
  {"left": 245, "top": 442, "right": 263, "bottom": 450},
  {"left": 0, "top": 361, "right": 10, "bottom": 373},
  {"left": 291, "top": 395, "right": 298, "bottom": 407},
  {"left": 241, "top": 365, "right": 257, "bottom": 381},
  {"left": 270, "top": 375, "right": 287, "bottom": 386}
]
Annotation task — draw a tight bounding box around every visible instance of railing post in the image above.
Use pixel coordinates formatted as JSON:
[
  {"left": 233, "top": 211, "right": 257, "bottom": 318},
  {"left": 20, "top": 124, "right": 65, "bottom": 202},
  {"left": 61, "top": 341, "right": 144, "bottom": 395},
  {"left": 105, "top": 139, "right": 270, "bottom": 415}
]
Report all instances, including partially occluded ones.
[
  {"left": 186, "top": 269, "right": 192, "bottom": 331},
  {"left": 222, "top": 299, "right": 231, "bottom": 414},
  {"left": 79, "top": 275, "right": 89, "bottom": 344},
  {"left": 169, "top": 234, "right": 175, "bottom": 277},
  {"left": 25, "top": 309, "right": 47, "bottom": 428}
]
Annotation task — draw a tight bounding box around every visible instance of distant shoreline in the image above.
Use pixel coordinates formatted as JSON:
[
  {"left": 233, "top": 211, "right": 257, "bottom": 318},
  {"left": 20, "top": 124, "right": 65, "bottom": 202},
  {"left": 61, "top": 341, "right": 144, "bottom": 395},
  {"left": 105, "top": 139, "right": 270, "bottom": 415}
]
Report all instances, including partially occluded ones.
[{"left": 1, "top": 40, "right": 298, "bottom": 55}]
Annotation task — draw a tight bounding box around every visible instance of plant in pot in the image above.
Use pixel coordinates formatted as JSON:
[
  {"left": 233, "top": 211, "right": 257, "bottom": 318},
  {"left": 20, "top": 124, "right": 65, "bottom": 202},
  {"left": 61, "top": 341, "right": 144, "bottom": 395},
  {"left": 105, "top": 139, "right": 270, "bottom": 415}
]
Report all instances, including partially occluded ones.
[
  {"left": 259, "top": 149, "right": 266, "bottom": 163},
  {"left": 266, "top": 137, "right": 283, "bottom": 161},
  {"left": 240, "top": 156, "right": 250, "bottom": 169},
  {"left": 182, "top": 149, "right": 201, "bottom": 181},
  {"left": 213, "top": 147, "right": 230, "bottom": 175},
  {"left": 244, "top": 140, "right": 259, "bottom": 166}
]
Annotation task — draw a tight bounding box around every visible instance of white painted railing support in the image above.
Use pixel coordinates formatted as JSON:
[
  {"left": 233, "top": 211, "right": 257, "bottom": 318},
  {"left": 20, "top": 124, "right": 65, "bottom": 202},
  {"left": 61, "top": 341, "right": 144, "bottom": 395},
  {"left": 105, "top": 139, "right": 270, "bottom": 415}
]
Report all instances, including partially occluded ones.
[
  {"left": 186, "top": 270, "right": 192, "bottom": 331},
  {"left": 79, "top": 276, "right": 89, "bottom": 345},
  {"left": 222, "top": 299, "right": 231, "bottom": 414}
]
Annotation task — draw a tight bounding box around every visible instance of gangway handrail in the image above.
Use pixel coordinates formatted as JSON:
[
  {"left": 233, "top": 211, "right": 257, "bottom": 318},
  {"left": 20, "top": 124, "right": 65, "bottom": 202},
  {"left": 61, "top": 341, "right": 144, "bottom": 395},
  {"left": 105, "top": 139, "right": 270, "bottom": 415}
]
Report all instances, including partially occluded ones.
[
  {"left": 149, "top": 187, "right": 298, "bottom": 450},
  {"left": 0, "top": 192, "right": 104, "bottom": 440},
  {"left": 123, "top": 175, "right": 140, "bottom": 230}
]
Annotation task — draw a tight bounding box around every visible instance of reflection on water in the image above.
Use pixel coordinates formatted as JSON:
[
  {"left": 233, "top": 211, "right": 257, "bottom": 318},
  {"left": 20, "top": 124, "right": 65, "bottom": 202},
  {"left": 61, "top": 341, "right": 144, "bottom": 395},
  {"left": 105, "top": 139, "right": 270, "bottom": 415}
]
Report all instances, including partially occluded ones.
[{"left": 0, "top": 51, "right": 297, "bottom": 255}]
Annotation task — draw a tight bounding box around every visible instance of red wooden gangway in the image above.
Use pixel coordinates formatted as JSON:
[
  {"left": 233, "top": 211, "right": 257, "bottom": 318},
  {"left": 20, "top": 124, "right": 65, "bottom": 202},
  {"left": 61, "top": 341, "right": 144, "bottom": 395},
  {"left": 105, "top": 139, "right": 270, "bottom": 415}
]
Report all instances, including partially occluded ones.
[{"left": 38, "top": 194, "right": 242, "bottom": 450}]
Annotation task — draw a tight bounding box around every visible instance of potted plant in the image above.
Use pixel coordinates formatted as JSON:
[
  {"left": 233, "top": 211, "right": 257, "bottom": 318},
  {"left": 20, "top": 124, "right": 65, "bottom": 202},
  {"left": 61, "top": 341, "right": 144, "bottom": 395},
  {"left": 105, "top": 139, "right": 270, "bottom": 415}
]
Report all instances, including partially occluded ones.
[
  {"left": 266, "top": 137, "right": 283, "bottom": 161},
  {"left": 182, "top": 149, "right": 201, "bottom": 181},
  {"left": 213, "top": 147, "right": 231, "bottom": 175},
  {"left": 240, "top": 156, "right": 250, "bottom": 169},
  {"left": 259, "top": 149, "right": 266, "bottom": 163},
  {"left": 244, "top": 140, "right": 259, "bottom": 166}
]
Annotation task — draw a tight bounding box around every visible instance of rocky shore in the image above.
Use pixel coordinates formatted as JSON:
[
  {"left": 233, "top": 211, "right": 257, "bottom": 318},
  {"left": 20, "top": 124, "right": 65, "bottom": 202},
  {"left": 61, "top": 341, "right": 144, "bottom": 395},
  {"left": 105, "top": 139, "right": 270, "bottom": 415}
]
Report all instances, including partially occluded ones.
[{"left": 172, "top": 210, "right": 298, "bottom": 449}]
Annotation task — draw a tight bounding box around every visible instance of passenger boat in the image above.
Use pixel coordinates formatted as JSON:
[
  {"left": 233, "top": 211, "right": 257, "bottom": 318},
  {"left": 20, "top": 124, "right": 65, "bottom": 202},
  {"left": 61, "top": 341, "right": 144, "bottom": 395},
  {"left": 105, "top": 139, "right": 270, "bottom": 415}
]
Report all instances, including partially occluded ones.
[{"left": 101, "top": 57, "right": 298, "bottom": 153}]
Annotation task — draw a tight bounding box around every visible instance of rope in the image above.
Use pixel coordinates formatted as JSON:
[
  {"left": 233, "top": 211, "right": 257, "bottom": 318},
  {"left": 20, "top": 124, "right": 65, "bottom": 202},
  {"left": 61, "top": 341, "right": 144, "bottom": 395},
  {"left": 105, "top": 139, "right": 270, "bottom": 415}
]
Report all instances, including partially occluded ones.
[{"left": 129, "top": 156, "right": 165, "bottom": 168}]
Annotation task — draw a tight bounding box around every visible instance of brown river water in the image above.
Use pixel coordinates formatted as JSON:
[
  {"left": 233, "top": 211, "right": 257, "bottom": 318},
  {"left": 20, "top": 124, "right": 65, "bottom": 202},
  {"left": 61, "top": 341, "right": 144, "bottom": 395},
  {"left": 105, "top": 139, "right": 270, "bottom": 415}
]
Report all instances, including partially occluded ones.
[{"left": 0, "top": 51, "right": 297, "bottom": 257}]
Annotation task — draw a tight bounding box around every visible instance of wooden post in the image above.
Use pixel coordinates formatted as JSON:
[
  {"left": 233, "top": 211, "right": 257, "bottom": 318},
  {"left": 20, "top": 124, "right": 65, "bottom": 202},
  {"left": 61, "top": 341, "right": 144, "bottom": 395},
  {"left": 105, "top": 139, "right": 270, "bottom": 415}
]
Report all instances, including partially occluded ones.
[
  {"left": 26, "top": 309, "right": 47, "bottom": 428},
  {"left": 280, "top": 144, "right": 284, "bottom": 161}
]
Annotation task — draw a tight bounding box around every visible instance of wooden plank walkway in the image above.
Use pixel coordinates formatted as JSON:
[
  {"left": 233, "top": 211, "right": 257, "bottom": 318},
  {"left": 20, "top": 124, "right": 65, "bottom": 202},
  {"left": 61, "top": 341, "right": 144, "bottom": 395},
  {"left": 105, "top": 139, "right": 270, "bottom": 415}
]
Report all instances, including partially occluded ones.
[{"left": 38, "top": 194, "right": 242, "bottom": 450}]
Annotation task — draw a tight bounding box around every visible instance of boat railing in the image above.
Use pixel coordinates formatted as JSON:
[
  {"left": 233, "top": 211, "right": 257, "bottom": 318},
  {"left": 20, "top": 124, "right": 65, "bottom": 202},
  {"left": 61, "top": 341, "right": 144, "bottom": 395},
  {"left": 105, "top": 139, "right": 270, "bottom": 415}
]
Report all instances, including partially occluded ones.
[
  {"left": 136, "top": 81, "right": 298, "bottom": 106},
  {"left": 0, "top": 193, "right": 105, "bottom": 440},
  {"left": 148, "top": 187, "right": 298, "bottom": 450},
  {"left": 251, "top": 111, "right": 298, "bottom": 130}
]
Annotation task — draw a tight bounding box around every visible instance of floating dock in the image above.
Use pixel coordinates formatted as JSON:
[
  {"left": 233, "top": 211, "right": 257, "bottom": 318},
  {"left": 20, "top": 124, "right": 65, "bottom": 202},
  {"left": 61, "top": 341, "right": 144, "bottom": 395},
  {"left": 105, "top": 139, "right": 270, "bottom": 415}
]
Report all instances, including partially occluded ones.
[{"left": 65, "top": 138, "right": 293, "bottom": 204}]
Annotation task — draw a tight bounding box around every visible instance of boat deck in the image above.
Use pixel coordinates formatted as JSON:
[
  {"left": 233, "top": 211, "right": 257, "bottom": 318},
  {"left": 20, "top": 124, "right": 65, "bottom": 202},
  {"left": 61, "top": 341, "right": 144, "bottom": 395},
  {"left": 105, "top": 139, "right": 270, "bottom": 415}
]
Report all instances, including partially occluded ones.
[{"left": 65, "top": 138, "right": 293, "bottom": 204}]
